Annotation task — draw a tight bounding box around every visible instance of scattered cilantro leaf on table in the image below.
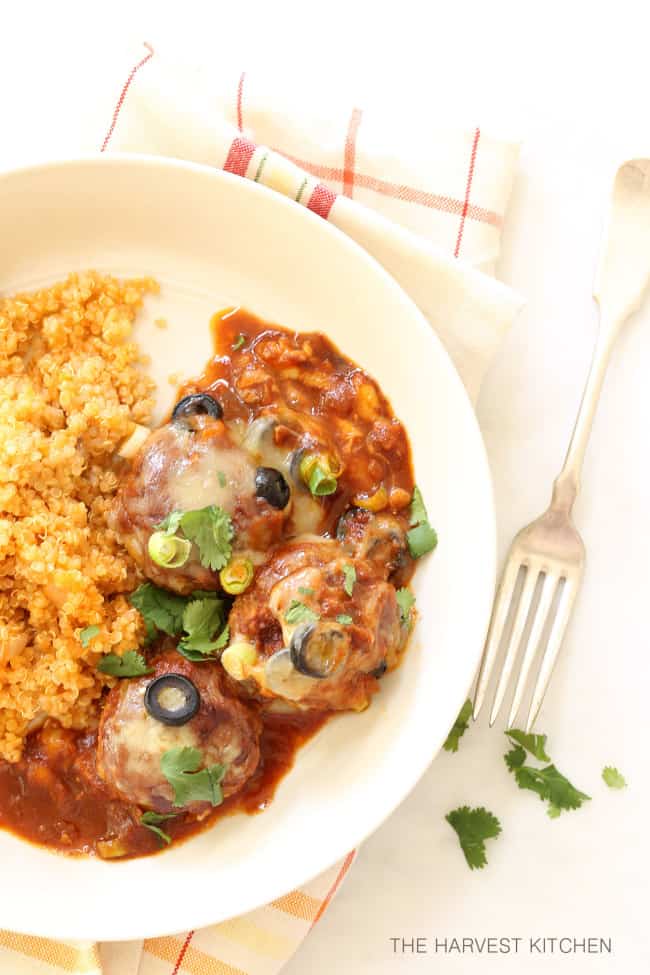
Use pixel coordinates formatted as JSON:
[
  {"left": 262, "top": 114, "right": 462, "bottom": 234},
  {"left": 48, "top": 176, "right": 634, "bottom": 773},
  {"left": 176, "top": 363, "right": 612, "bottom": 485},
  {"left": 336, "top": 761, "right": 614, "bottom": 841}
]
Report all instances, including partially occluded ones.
[
  {"left": 161, "top": 747, "right": 226, "bottom": 808},
  {"left": 97, "top": 651, "right": 153, "bottom": 678},
  {"left": 506, "top": 729, "right": 551, "bottom": 762},
  {"left": 79, "top": 625, "right": 100, "bottom": 648},
  {"left": 445, "top": 806, "right": 502, "bottom": 870},
  {"left": 443, "top": 699, "right": 473, "bottom": 753},
  {"left": 504, "top": 729, "right": 590, "bottom": 816},
  {"left": 140, "top": 811, "right": 177, "bottom": 845},
  {"left": 504, "top": 743, "right": 527, "bottom": 771},
  {"left": 602, "top": 766, "right": 627, "bottom": 790}
]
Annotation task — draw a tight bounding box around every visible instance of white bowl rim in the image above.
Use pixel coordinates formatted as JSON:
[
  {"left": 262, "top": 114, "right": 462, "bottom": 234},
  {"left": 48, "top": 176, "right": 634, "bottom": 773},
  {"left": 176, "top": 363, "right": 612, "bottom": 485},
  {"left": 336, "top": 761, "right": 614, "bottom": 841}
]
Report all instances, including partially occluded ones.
[{"left": 0, "top": 153, "right": 496, "bottom": 940}]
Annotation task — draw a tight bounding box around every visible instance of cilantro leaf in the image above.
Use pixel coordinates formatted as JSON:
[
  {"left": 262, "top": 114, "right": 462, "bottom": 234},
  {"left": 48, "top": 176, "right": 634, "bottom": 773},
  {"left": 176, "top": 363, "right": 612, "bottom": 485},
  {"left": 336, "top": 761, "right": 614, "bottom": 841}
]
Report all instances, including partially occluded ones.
[
  {"left": 503, "top": 729, "right": 590, "bottom": 816},
  {"left": 506, "top": 729, "right": 551, "bottom": 762},
  {"left": 407, "top": 486, "right": 438, "bottom": 558},
  {"left": 407, "top": 522, "right": 438, "bottom": 558},
  {"left": 156, "top": 510, "right": 184, "bottom": 536},
  {"left": 130, "top": 582, "right": 186, "bottom": 637},
  {"left": 161, "top": 746, "right": 226, "bottom": 808},
  {"left": 396, "top": 587, "right": 416, "bottom": 628},
  {"left": 79, "top": 625, "right": 100, "bottom": 648},
  {"left": 602, "top": 766, "right": 627, "bottom": 790},
  {"left": 298, "top": 586, "right": 315, "bottom": 596},
  {"left": 342, "top": 564, "right": 356, "bottom": 597},
  {"left": 285, "top": 600, "right": 320, "bottom": 625},
  {"left": 445, "top": 806, "right": 501, "bottom": 870},
  {"left": 504, "top": 744, "right": 526, "bottom": 771},
  {"left": 217, "top": 470, "right": 227, "bottom": 488},
  {"left": 409, "top": 486, "right": 428, "bottom": 525},
  {"left": 177, "top": 598, "right": 229, "bottom": 660},
  {"left": 140, "top": 811, "right": 176, "bottom": 845},
  {"left": 512, "top": 763, "right": 591, "bottom": 814},
  {"left": 181, "top": 598, "right": 225, "bottom": 646},
  {"left": 336, "top": 614, "right": 353, "bottom": 625},
  {"left": 443, "top": 699, "right": 472, "bottom": 753},
  {"left": 177, "top": 506, "right": 233, "bottom": 571},
  {"left": 97, "top": 650, "right": 153, "bottom": 677}
]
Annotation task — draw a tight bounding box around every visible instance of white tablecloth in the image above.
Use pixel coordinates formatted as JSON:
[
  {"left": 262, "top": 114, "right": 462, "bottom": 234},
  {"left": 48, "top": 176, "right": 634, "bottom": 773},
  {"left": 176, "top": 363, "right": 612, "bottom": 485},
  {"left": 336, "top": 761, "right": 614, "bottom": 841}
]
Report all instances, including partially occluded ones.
[{"left": 1, "top": 2, "right": 648, "bottom": 972}]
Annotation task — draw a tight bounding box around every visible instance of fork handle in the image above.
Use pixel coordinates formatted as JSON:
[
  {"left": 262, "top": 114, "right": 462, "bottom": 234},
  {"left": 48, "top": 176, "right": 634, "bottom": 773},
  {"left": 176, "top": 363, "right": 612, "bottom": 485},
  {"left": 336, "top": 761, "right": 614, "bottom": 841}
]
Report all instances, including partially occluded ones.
[{"left": 552, "top": 313, "right": 622, "bottom": 512}]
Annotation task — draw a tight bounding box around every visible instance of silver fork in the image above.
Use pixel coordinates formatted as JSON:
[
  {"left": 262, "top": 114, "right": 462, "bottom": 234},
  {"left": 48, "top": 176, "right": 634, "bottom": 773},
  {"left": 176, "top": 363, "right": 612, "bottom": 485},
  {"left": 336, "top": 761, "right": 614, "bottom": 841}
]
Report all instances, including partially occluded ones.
[{"left": 474, "top": 159, "right": 650, "bottom": 732}]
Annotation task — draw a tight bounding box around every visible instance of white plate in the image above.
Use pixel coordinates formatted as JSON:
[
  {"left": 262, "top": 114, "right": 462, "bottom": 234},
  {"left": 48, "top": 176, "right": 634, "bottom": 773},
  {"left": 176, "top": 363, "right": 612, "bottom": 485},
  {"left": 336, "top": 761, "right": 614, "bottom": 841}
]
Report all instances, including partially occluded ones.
[{"left": 0, "top": 156, "right": 495, "bottom": 941}]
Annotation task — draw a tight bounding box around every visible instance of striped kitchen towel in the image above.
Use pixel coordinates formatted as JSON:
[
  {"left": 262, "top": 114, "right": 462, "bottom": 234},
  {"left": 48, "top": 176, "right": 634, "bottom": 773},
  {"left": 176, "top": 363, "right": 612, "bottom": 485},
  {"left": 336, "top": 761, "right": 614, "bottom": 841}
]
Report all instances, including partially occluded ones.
[{"left": 0, "top": 43, "right": 522, "bottom": 975}]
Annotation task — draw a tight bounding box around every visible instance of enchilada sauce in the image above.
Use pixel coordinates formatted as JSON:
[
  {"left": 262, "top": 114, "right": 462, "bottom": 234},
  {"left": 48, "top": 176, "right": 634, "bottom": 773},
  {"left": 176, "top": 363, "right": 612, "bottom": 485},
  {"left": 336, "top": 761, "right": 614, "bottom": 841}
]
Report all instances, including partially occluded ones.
[{"left": 0, "top": 308, "right": 414, "bottom": 859}]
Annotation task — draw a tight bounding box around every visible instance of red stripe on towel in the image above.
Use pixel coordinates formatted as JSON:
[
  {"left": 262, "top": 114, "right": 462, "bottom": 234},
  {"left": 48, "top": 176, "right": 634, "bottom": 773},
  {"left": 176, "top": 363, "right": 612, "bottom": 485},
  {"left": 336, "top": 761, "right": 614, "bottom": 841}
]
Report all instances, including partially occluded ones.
[{"left": 101, "top": 42, "right": 154, "bottom": 151}]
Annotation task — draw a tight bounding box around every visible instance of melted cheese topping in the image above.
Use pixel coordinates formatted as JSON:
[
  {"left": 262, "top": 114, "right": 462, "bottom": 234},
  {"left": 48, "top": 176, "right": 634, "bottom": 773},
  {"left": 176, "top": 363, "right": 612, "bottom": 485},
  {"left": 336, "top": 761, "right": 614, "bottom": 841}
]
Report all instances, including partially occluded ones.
[{"left": 167, "top": 442, "right": 256, "bottom": 514}]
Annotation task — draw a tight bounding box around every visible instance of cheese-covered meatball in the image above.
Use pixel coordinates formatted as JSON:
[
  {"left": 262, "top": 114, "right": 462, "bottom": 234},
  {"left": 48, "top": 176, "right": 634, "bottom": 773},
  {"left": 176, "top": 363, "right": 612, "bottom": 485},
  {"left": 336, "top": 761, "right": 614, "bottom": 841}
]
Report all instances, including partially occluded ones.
[
  {"left": 96, "top": 651, "right": 261, "bottom": 815},
  {"left": 336, "top": 507, "right": 412, "bottom": 586},
  {"left": 112, "top": 395, "right": 291, "bottom": 594},
  {"left": 224, "top": 538, "right": 406, "bottom": 712}
]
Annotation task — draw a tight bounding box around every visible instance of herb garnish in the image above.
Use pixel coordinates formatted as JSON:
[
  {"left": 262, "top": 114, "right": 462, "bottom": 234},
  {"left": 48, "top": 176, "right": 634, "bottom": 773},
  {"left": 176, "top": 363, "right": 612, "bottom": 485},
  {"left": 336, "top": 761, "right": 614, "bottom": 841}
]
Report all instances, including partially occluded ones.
[
  {"left": 504, "top": 729, "right": 590, "bottom": 817},
  {"left": 97, "top": 651, "right": 153, "bottom": 678},
  {"left": 443, "top": 699, "right": 472, "bottom": 753},
  {"left": 161, "top": 747, "right": 226, "bottom": 808},
  {"left": 395, "top": 587, "right": 415, "bottom": 628},
  {"left": 445, "top": 806, "right": 502, "bottom": 870},
  {"left": 342, "top": 564, "right": 356, "bottom": 597},
  {"left": 407, "top": 486, "right": 438, "bottom": 559},
  {"left": 79, "top": 625, "right": 100, "bottom": 648},
  {"left": 285, "top": 601, "right": 320, "bottom": 625},
  {"left": 602, "top": 766, "right": 627, "bottom": 790},
  {"left": 156, "top": 506, "right": 233, "bottom": 572},
  {"left": 140, "top": 811, "right": 176, "bottom": 845}
]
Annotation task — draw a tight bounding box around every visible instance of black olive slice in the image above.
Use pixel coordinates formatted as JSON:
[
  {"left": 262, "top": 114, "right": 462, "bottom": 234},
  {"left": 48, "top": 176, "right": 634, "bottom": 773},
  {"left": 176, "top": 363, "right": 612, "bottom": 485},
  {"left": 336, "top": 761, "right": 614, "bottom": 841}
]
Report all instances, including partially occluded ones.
[
  {"left": 289, "top": 622, "right": 349, "bottom": 679},
  {"left": 255, "top": 467, "right": 290, "bottom": 509},
  {"left": 172, "top": 393, "right": 223, "bottom": 424},
  {"left": 144, "top": 674, "right": 200, "bottom": 726}
]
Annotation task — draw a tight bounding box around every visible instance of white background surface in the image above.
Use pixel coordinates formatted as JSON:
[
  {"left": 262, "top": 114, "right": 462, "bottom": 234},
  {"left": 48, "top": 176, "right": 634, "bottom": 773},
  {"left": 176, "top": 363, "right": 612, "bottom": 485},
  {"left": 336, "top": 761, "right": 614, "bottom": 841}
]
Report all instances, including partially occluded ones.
[{"left": 2, "top": 1, "right": 648, "bottom": 972}]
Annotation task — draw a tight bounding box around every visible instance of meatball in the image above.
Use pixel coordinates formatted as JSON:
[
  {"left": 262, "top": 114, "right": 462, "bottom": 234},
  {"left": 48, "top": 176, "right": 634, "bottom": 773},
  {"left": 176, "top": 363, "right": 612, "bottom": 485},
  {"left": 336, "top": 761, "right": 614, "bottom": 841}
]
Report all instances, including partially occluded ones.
[
  {"left": 336, "top": 507, "right": 412, "bottom": 586},
  {"left": 112, "top": 407, "right": 290, "bottom": 594},
  {"left": 96, "top": 651, "right": 261, "bottom": 815},
  {"left": 224, "top": 538, "right": 406, "bottom": 712}
]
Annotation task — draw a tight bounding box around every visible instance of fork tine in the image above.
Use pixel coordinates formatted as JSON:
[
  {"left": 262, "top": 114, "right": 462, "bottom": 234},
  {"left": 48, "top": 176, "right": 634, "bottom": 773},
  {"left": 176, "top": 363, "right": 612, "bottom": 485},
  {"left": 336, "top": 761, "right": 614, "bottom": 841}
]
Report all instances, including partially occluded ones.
[
  {"left": 507, "top": 573, "right": 558, "bottom": 728},
  {"left": 489, "top": 567, "right": 538, "bottom": 726},
  {"left": 524, "top": 579, "right": 575, "bottom": 732},
  {"left": 473, "top": 557, "right": 522, "bottom": 720}
]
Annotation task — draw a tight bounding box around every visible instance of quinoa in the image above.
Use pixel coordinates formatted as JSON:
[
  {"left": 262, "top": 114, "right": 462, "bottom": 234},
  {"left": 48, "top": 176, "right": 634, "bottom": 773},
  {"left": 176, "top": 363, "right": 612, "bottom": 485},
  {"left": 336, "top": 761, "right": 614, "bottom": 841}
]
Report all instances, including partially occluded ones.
[{"left": 0, "top": 271, "right": 158, "bottom": 761}]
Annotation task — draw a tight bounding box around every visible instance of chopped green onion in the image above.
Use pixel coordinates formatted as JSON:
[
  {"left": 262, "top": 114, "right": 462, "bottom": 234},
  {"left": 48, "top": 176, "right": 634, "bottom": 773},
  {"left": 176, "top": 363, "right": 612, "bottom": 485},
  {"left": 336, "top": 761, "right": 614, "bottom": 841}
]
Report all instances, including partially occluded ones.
[
  {"left": 148, "top": 531, "right": 192, "bottom": 568},
  {"left": 299, "top": 453, "right": 338, "bottom": 496},
  {"left": 219, "top": 557, "right": 254, "bottom": 595},
  {"left": 336, "top": 614, "right": 353, "bottom": 626},
  {"left": 232, "top": 333, "right": 246, "bottom": 351}
]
